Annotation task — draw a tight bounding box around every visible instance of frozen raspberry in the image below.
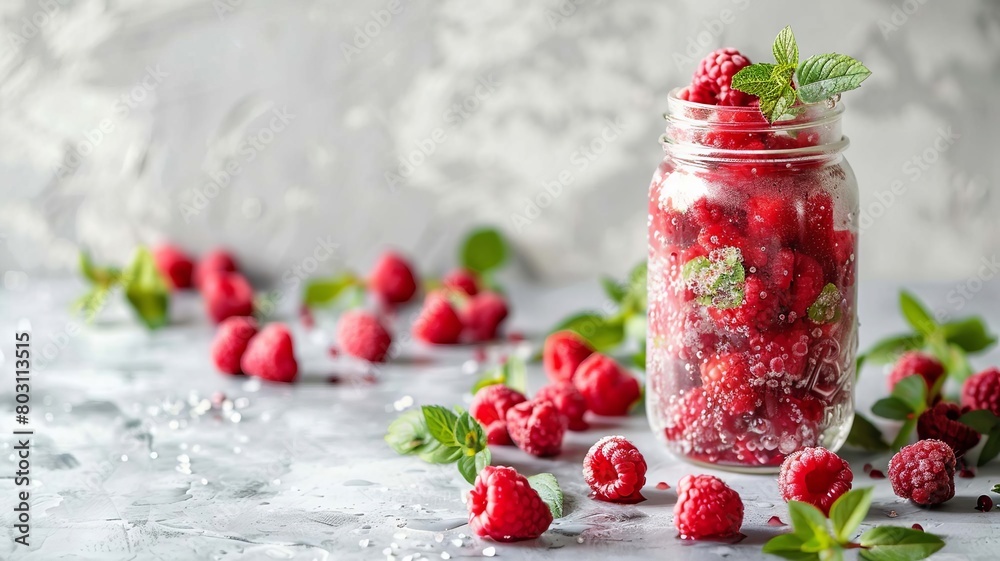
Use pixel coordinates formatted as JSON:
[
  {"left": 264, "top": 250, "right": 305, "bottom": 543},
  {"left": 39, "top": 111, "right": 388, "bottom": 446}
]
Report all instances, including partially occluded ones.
[
  {"left": 961, "top": 367, "right": 1000, "bottom": 416},
  {"left": 689, "top": 197, "right": 728, "bottom": 226},
  {"left": 583, "top": 436, "right": 647, "bottom": 503},
  {"left": 152, "top": 244, "right": 194, "bottom": 290},
  {"left": 543, "top": 331, "right": 594, "bottom": 384},
  {"left": 241, "top": 323, "right": 298, "bottom": 383},
  {"left": 336, "top": 310, "right": 392, "bottom": 363},
  {"left": 467, "top": 465, "right": 552, "bottom": 542},
  {"left": 748, "top": 326, "right": 810, "bottom": 383},
  {"left": 194, "top": 249, "right": 237, "bottom": 290},
  {"left": 461, "top": 292, "right": 509, "bottom": 342},
  {"left": 689, "top": 48, "right": 754, "bottom": 106},
  {"left": 746, "top": 195, "right": 798, "bottom": 245},
  {"left": 573, "top": 353, "right": 641, "bottom": 417},
  {"left": 831, "top": 229, "right": 857, "bottom": 287},
  {"left": 442, "top": 268, "right": 479, "bottom": 296},
  {"left": 888, "top": 439, "right": 956, "bottom": 506},
  {"left": 802, "top": 192, "right": 835, "bottom": 266},
  {"left": 888, "top": 352, "right": 945, "bottom": 394},
  {"left": 412, "top": 293, "right": 463, "bottom": 344},
  {"left": 708, "top": 276, "right": 780, "bottom": 335},
  {"left": 788, "top": 252, "right": 825, "bottom": 321},
  {"left": 778, "top": 447, "right": 853, "bottom": 515},
  {"left": 536, "top": 382, "right": 589, "bottom": 431},
  {"left": 677, "top": 84, "right": 715, "bottom": 105},
  {"left": 505, "top": 399, "right": 567, "bottom": 457},
  {"left": 202, "top": 272, "right": 254, "bottom": 324},
  {"left": 210, "top": 316, "right": 258, "bottom": 374},
  {"left": 470, "top": 385, "right": 527, "bottom": 445},
  {"left": 674, "top": 474, "right": 744, "bottom": 540},
  {"left": 917, "top": 402, "right": 980, "bottom": 457},
  {"left": 700, "top": 353, "right": 760, "bottom": 416},
  {"left": 369, "top": 251, "right": 418, "bottom": 305},
  {"left": 664, "top": 388, "right": 708, "bottom": 442}
]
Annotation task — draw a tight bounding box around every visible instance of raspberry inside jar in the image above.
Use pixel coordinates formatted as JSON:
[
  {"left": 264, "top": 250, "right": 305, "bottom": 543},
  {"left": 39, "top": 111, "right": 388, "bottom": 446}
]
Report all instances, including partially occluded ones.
[{"left": 646, "top": 90, "right": 859, "bottom": 472}]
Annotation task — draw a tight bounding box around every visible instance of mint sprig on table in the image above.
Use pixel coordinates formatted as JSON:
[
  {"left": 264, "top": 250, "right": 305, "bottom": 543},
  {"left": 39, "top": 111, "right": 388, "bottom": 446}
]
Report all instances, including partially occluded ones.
[
  {"left": 764, "top": 488, "right": 944, "bottom": 561},
  {"left": 76, "top": 247, "right": 170, "bottom": 329},
  {"left": 731, "top": 26, "right": 871, "bottom": 123}
]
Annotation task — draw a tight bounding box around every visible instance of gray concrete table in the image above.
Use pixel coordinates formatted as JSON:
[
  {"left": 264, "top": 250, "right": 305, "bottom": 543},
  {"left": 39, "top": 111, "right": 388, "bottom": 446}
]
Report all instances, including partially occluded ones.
[{"left": 1, "top": 279, "right": 999, "bottom": 560}]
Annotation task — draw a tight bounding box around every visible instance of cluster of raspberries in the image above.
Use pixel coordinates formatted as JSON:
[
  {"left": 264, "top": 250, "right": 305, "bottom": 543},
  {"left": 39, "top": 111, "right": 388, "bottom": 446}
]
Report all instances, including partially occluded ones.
[{"left": 470, "top": 331, "right": 641, "bottom": 457}]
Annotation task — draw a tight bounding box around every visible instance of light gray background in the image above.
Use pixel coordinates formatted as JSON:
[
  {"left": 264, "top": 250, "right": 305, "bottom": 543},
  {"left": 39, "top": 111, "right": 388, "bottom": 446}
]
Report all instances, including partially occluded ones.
[{"left": 0, "top": 0, "right": 997, "bottom": 287}]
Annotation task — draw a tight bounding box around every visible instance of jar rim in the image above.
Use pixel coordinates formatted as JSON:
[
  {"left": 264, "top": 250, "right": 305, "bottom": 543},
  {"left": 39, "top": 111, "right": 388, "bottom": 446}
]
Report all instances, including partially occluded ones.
[{"left": 664, "top": 87, "right": 845, "bottom": 127}]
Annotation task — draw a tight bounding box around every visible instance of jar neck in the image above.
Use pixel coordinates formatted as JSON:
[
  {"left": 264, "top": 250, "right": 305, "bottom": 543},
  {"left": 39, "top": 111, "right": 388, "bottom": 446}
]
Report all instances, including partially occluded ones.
[{"left": 661, "top": 88, "right": 848, "bottom": 163}]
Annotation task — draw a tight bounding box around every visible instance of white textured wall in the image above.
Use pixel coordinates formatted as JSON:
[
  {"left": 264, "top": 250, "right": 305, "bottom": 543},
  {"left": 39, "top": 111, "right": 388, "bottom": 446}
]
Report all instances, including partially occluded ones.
[{"left": 0, "top": 0, "right": 997, "bottom": 285}]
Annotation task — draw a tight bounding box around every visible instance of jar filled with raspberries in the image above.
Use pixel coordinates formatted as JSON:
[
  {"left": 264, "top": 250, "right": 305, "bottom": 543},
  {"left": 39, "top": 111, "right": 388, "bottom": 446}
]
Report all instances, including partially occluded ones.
[{"left": 646, "top": 48, "right": 859, "bottom": 471}]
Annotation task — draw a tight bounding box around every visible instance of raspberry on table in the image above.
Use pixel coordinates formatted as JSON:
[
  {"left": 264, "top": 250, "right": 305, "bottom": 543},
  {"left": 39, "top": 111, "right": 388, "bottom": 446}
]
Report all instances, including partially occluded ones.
[
  {"left": 888, "top": 351, "right": 945, "bottom": 394},
  {"left": 505, "top": 399, "right": 567, "bottom": 457},
  {"left": 152, "top": 244, "right": 195, "bottom": 290},
  {"left": 241, "top": 323, "right": 298, "bottom": 383},
  {"left": 542, "top": 330, "right": 594, "bottom": 384},
  {"left": 536, "top": 382, "right": 589, "bottom": 431},
  {"left": 961, "top": 367, "right": 1000, "bottom": 416},
  {"left": 470, "top": 385, "right": 527, "bottom": 445},
  {"left": 700, "top": 353, "right": 760, "bottom": 416},
  {"left": 336, "top": 310, "right": 392, "bottom": 363},
  {"left": 688, "top": 48, "right": 754, "bottom": 106},
  {"left": 888, "top": 439, "right": 956, "bottom": 506},
  {"left": 573, "top": 353, "right": 641, "bottom": 417},
  {"left": 412, "top": 293, "right": 463, "bottom": 345},
  {"left": 461, "top": 291, "right": 509, "bottom": 342},
  {"left": 202, "top": 272, "right": 254, "bottom": 324},
  {"left": 674, "top": 474, "right": 744, "bottom": 540},
  {"left": 369, "top": 251, "right": 418, "bottom": 305},
  {"left": 442, "top": 268, "right": 480, "bottom": 296},
  {"left": 466, "top": 465, "right": 552, "bottom": 542},
  {"left": 777, "top": 447, "right": 853, "bottom": 515},
  {"left": 583, "top": 436, "right": 647, "bottom": 503},
  {"left": 917, "top": 402, "right": 980, "bottom": 457},
  {"left": 211, "top": 316, "right": 259, "bottom": 375},
  {"left": 193, "top": 248, "right": 238, "bottom": 290}
]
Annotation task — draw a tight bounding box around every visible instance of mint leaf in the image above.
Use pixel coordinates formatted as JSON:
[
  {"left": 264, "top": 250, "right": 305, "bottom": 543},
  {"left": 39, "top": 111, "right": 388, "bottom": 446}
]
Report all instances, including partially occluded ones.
[
  {"left": 601, "top": 277, "right": 627, "bottom": 304},
  {"left": 891, "top": 375, "right": 927, "bottom": 413},
  {"left": 454, "top": 412, "right": 487, "bottom": 453},
  {"left": 788, "top": 501, "right": 831, "bottom": 544},
  {"left": 684, "top": 247, "right": 746, "bottom": 310},
  {"left": 891, "top": 417, "right": 918, "bottom": 450},
  {"left": 936, "top": 341, "right": 973, "bottom": 382},
  {"left": 527, "top": 473, "right": 564, "bottom": 518},
  {"left": 860, "top": 334, "right": 923, "bottom": 365},
  {"left": 79, "top": 252, "right": 121, "bottom": 286},
  {"left": 471, "top": 368, "right": 505, "bottom": 394},
  {"left": 471, "top": 356, "right": 528, "bottom": 394},
  {"left": 795, "top": 54, "right": 871, "bottom": 104},
  {"left": 958, "top": 410, "right": 1000, "bottom": 466},
  {"left": 385, "top": 409, "right": 435, "bottom": 455},
  {"left": 759, "top": 83, "right": 798, "bottom": 124},
  {"left": 829, "top": 488, "right": 872, "bottom": 542},
  {"left": 992, "top": 484, "right": 1000, "bottom": 494},
  {"left": 773, "top": 26, "right": 799, "bottom": 66},
  {"left": 475, "top": 448, "right": 490, "bottom": 473},
  {"left": 978, "top": 428, "right": 1000, "bottom": 467},
  {"left": 942, "top": 316, "right": 997, "bottom": 353},
  {"left": 420, "top": 444, "right": 462, "bottom": 464},
  {"left": 858, "top": 527, "right": 944, "bottom": 561},
  {"left": 846, "top": 413, "right": 890, "bottom": 451},
  {"left": 461, "top": 227, "right": 508, "bottom": 274},
  {"left": 302, "top": 273, "right": 361, "bottom": 308},
  {"left": 808, "top": 283, "right": 842, "bottom": 324},
  {"left": 871, "top": 397, "right": 913, "bottom": 421},
  {"left": 762, "top": 533, "right": 812, "bottom": 560},
  {"left": 422, "top": 405, "right": 460, "bottom": 447},
  {"left": 623, "top": 260, "right": 648, "bottom": 314},
  {"left": 122, "top": 247, "right": 170, "bottom": 330},
  {"left": 551, "top": 312, "right": 625, "bottom": 352},
  {"left": 899, "top": 291, "right": 937, "bottom": 336},
  {"left": 731, "top": 63, "right": 787, "bottom": 99}
]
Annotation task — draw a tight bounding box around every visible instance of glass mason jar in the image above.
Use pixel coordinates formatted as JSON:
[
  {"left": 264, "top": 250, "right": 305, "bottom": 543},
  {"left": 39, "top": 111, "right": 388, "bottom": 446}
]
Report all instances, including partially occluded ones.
[{"left": 646, "top": 91, "right": 859, "bottom": 472}]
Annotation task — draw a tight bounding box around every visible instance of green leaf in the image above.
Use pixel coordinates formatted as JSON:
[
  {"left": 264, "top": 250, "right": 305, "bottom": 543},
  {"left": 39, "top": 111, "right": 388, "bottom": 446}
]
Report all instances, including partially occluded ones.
[
  {"left": 858, "top": 527, "right": 944, "bottom": 561},
  {"left": 958, "top": 409, "right": 1000, "bottom": 434},
  {"left": 471, "top": 369, "right": 505, "bottom": 394},
  {"left": 302, "top": 273, "right": 361, "bottom": 308},
  {"left": 731, "top": 63, "right": 787, "bottom": 99},
  {"left": 977, "top": 428, "right": 1000, "bottom": 467},
  {"left": 861, "top": 334, "right": 924, "bottom": 365},
  {"left": 623, "top": 260, "right": 648, "bottom": 313},
  {"left": 760, "top": 83, "right": 798, "bottom": 124},
  {"left": 601, "top": 277, "right": 627, "bottom": 304},
  {"left": 898, "top": 291, "right": 937, "bottom": 336},
  {"left": 891, "top": 417, "right": 918, "bottom": 450},
  {"left": 385, "top": 409, "right": 435, "bottom": 455},
  {"left": 829, "top": 487, "right": 873, "bottom": 542},
  {"left": 773, "top": 25, "right": 799, "bottom": 66},
  {"left": 941, "top": 316, "right": 997, "bottom": 353},
  {"left": 460, "top": 227, "right": 508, "bottom": 274},
  {"left": 420, "top": 444, "right": 462, "bottom": 464},
  {"left": 788, "top": 501, "right": 831, "bottom": 544},
  {"left": 527, "top": 473, "right": 564, "bottom": 518},
  {"left": 456, "top": 454, "right": 478, "bottom": 484},
  {"left": 683, "top": 247, "right": 746, "bottom": 309},
  {"left": 762, "top": 534, "right": 817, "bottom": 561},
  {"left": 846, "top": 413, "right": 890, "bottom": 451},
  {"left": 422, "top": 405, "right": 459, "bottom": 447},
  {"left": 74, "top": 285, "right": 114, "bottom": 323},
  {"left": 795, "top": 53, "right": 871, "bottom": 104},
  {"left": 936, "top": 342, "right": 973, "bottom": 382},
  {"left": 871, "top": 397, "right": 914, "bottom": 421},
  {"left": 504, "top": 356, "right": 527, "bottom": 393},
  {"left": 79, "top": 252, "right": 122, "bottom": 286},
  {"left": 454, "top": 412, "right": 487, "bottom": 453},
  {"left": 552, "top": 312, "right": 625, "bottom": 352},
  {"left": 631, "top": 341, "right": 647, "bottom": 371},
  {"left": 121, "top": 247, "right": 170, "bottom": 330},
  {"left": 475, "top": 448, "right": 490, "bottom": 473},
  {"left": 808, "top": 283, "right": 842, "bottom": 324},
  {"left": 891, "top": 375, "right": 927, "bottom": 413},
  {"left": 992, "top": 483, "right": 1000, "bottom": 494}
]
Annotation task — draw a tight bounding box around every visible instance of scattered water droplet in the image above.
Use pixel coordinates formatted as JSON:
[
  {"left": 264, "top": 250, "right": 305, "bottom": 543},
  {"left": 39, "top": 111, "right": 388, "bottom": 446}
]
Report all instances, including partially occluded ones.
[
  {"left": 482, "top": 546, "right": 496, "bottom": 557},
  {"left": 655, "top": 482, "right": 670, "bottom": 490},
  {"left": 359, "top": 539, "right": 370, "bottom": 548},
  {"left": 120, "top": 455, "right": 128, "bottom": 462},
  {"left": 887, "top": 510, "right": 898, "bottom": 518}
]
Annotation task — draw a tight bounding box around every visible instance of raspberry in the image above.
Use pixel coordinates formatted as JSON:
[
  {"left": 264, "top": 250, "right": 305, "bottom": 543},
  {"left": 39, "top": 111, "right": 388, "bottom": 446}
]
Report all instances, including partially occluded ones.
[
  {"left": 689, "top": 48, "right": 754, "bottom": 106},
  {"left": 788, "top": 252, "right": 825, "bottom": 321},
  {"left": 505, "top": 399, "right": 567, "bottom": 457},
  {"left": 442, "top": 268, "right": 479, "bottom": 296},
  {"left": 336, "top": 310, "right": 392, "bottom": 363},
  {"left": 152, "top": 244, "right": 194, "bottom": 290},
  {"left": 888, "top": 352, "right": 945, "bottom": 394},
  {"left": 746, "top": 195, "right": 797, "bottom": 245},
  {"left": 536, "top": 382, "right": 589, "bottom": 431},
  {"left": 202, "top": 272, "right": 254, "bottom": 324},
  {"left": 369, "top": 251, "right": 418, "bottom": 305},
  {"left": 748, "top": 326, "right": 810, "bottom": 383},
  {"left": 210, "top": 316, "right": 258, "bottom": 374},
  {"left": 466, "top": 465, "right": 552, "bottom": 542},
  {"left": 701, "top": 353, "right": 760, "bottom": 415},
  {"left": 543, "top": 331, "right": 594, "bottom": 384},
  {"left": 802, "top": 192, "right": 835, "bottom": 265},
  {"left": 412, "top": 293, "right": 463, "bottom": 344},
  {"left": 888, "top": 439, "right": 956, "bottom": 506},
  {"left": 194, "top": 249, "right": 237, "bottom": 290},
  {"left": 664, "top": 388, "right": 708, "bottom": 441},
  {"left": 470, "top": 385, "right": 527, "bottom": 445},
  {"left": 917, "top": 402, "right": 981, "bottom": 457},
  {"left": 461, "top": 292, "right": 509, "bottom": 342},
  {"left": 583, "top": 436, "right": 647, "bottom": 503},
  {"left": 777, "top": 447, "right": 853, "bottom": 515},
  {"left": 573, "top": 353, "right": 641, "bottom": 417},
  {"left": 241, "top": 323, "right": 298, "bottom": 383},
  {"left": 708, "top": 276, "right": 780, "bottom": 335},
  {"left": 677, "top": 84, "right": 715, "bottom": 105},
  {"left": 674, "top": 474, "right": 744, "bottom": 540},
  {"left": 961, "top": 367, "right": 1000, "bottom": 416}
]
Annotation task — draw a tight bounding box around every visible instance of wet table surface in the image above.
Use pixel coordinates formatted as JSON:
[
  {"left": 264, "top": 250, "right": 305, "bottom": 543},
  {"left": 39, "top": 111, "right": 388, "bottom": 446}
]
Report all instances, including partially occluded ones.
[{"left": 1, "top": 279, "right": 999, "bottom": 561}]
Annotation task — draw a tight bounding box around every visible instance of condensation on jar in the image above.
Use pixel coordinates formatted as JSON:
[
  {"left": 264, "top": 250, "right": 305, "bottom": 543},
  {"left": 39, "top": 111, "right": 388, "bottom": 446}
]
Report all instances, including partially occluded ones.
[{"left": 646, "top": 90, "right": 859, "bottom": 472}]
